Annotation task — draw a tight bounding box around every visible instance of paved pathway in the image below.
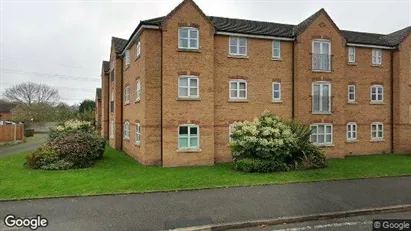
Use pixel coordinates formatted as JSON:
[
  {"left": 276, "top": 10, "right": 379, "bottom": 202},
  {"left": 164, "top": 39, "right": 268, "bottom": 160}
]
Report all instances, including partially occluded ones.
[
  {"left": 0, "top": 134, "right": 47, "bottom": 157},
  {"left": 1, "top": 176, "right": 411, "bottom": 230}
]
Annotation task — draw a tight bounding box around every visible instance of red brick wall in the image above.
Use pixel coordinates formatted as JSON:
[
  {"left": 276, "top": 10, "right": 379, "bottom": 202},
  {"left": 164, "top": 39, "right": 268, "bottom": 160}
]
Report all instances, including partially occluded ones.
[{"left": 0, "top": 112, "right": 11, "bottom": 120}]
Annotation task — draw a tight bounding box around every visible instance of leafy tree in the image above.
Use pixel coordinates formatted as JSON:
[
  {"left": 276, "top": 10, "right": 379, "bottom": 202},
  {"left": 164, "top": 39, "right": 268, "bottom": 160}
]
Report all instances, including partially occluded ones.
[{"left": 79, "top": 100, "right": 95, "bottom": 113}]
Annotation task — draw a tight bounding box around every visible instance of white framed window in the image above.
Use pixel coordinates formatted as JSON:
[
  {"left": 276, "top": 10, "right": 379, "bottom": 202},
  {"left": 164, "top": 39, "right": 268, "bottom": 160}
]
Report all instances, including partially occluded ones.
[
  {"left": 178, "top": 76, "right": 199, "bottom": 98},
  {"left": 135, "top": 123, "right": 141, "bottom": 145},
  {"left": 348, "top": 47, "right": 356, "bottom": 63},
  {"left": 370, "top": 85, "right": 383, "bottom": 103},
  {"left": 110, "top": 121, "right": 114, "bottom": 139},
  {"left": 124, "top": 121, "right": 130, "bottom": 140},
  {"left": 125, "top": 50, "right": 130, "bottom": 67},
  {"left": 229, "top": 79, "right": 247, "bottom": 100},
  {"left": 229, "top": 123, "right": 235, "bottom": 142},
  {"left": 229, "top": 37, "right": 247, "bottom": 56},
  {"left": 272, "top": 40, "right": 281, "bottom": 59},
  {"left": 178, "top": 27, "right": 199, "bottom": 50},
  {"left": 178, "top": 124, "right": 199, "bottom": 150},
  {"left": 136, "top": 40, "right": 141, "bottom": 57},
  {"left": 272, "top": 82, "right": 281, "bottom": 101},
  {"left": 348, "top": 85, "right": 356, "bottom": 102},
  {"left": 310, "top": 124, "right": 333, "bottom": 145},
  {"left": 347, "top": 122, "right": 357, "bottom": 141},
  {"left": 372, "top": 49, "right": 382, "bottom": 65},
  {"left": 312, "top": 40, "right": 331, "bottom": 71},
  {"left": 111, "top": 89, "right": 114, "bottom": 101},
  {"left": 135, "top": 80, "right": 141, "bottom": 101},
  {"left": 124, "top": 86, "right": 130, "bottom": 104},
  {"left": 371, "top": 122, "right": 384, "bottom": 140},
  {"left": 312, "top": 82, "right": 331, "bottom": 113}
]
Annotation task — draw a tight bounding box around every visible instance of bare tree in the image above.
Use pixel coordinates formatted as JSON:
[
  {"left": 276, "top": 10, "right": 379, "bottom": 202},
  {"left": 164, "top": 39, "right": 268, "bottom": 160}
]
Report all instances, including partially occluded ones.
[{"left": 3, "top": 82, "right": 59, "bottom": 106}]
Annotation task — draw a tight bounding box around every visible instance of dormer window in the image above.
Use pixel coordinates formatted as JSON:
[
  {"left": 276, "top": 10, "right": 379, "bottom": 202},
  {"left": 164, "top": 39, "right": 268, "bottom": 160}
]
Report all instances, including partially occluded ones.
[{"left": 179, "top": 27, "right": 199, "bottom": 50}]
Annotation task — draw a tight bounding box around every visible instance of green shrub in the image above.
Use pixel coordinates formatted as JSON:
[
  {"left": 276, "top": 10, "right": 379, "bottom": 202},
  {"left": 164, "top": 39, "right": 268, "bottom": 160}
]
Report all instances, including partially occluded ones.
[
  {"left": 50, "top": 132, "right": 105, "bottom": 168},
  {"left": 25, "top": 145, "right": 68, "bottom": 169},
  {"left": 48, "top": 120, "right": 94, "bottom": 142},
  {"left": 230, "top": 111, "right": 326, "bottom": 173},
  {"left": 234, "top": 158, "right": 289, "bottom": 173}
]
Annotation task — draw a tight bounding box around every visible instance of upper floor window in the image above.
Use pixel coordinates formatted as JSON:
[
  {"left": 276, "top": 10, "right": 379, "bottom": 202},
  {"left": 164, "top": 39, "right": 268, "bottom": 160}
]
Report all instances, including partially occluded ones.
[
  {"left": 272, "top": 82, "right": 281, "bottom": 101},
  {"left": 135, "top": 80, "right": 141, "bottom": 102},
  {"left": 229, "top": 37, "right": 247, "bottom": 56},
  {"left": 110, "top": 70, "right": 114, "bottom": 83},
  {"left": 178, "top": 76, "right": 199, "bottom": 99},
  {"left": 178, "top": 125, "right": 199, "bottom": 150},
  {"left": 124, "top": 121, "right": 130, "bottom": 140},
  {"left": 348, "top": 85, "right": 356, "bottom": 102},
  {"left": 136, "top": 40, "right": 141, "bottom": 58},
  {"left": 312, "top": 82, "right": 331, "bottom": 114},
  {"left": 178, "top": 27, "right": 199, "bottom": 50},
  {"left": 371, "top": 122, "right": 384, "bottom": 140},
  {"left": 348, "top": 47, "right": 356, "bottom": 63},
  {"left": 135, "top": 123, "right": 141, "bottom": 145},
  {"left": 124, "top": 86, "right": 130, "bottom": 104},
  {"left": 310, "top": 124, "right": 333, "bottom": 145},
  {"left": 347, "top": 122, "right": 357, "bottom": 141},
  {"left": 125, "top": 50, "right": 130, "bottom": 68},
  {"left": 312, "top": 40, "right": 331, "bottom": 71},
  {"left": 272, "top": 40, "right": 281, "bottom": 59},
  {"left": 229, "top": 79, "right": 247, "bottom": 100},
  {"left": 370, "top": 85, "right": 383, "bottom": 103},
  {"left": 372, "top": 49, "right": 382, "bottom": 65}
]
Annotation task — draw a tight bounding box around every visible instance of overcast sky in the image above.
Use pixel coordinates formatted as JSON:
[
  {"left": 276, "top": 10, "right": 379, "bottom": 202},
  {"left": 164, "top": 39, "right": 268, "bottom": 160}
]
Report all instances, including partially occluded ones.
[{"left": 0, "top": 0, "right": 410, "bottom": 105}]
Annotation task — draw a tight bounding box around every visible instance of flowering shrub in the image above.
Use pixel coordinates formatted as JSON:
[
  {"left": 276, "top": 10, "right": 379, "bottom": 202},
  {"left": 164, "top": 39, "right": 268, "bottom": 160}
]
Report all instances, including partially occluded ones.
[
  {"left": 230, "top": 111, "right": 326, "bottom": 173},
  {"left": 48, "top": 120, "right": 94, "bottom": 141}
]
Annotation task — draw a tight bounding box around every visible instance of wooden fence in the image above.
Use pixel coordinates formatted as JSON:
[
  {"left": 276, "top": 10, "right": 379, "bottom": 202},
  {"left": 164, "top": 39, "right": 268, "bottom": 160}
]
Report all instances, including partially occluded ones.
[{"left": 0, "top": 124, "right": 24, "bottom": 143}]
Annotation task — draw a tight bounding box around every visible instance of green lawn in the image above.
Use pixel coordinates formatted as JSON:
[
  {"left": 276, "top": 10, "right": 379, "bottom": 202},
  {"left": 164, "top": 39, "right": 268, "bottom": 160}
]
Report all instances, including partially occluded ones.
[{"left": 1, "top": 147, "right": 411, "bottom": 201}]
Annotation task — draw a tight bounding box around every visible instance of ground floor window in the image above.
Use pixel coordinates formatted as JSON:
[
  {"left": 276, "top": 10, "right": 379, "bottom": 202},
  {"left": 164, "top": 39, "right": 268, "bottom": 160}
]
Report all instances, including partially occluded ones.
[
  {"left": 135, "top": 123, "right": 141, "bottom": 145},
  {"left": 178, "top": 125, "right": 199, "bottom": 149},
  {"left": 371, "top": 122, "right": 384, "bottom": 140},
  {"left": 310, "top": 124, "right": 333, "bottom": 145},
  {"left": 124, "top": 122, "right": 130, "bottom": 140},
  {"left": 347, "top": 122, "right": 357, "bottom": 141}
]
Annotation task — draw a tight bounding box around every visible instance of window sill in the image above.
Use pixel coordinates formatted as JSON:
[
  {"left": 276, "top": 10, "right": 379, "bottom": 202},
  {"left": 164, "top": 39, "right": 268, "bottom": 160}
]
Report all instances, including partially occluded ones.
[
  {"left": 314, "top": 144, "right": 334, "bottom": 148},
  {"left": 177, "top": 97, "right": 201, "bottom": 101},
  {"left": 312, "top": 112, "right": 332, "bottom": 115},
  {"left": 271, "top": 57, "right": 282, "bottom": 61},
  {"left": 177, "top": 48, "right": 200, "bottom": 53},
  {"left": 347, "top": 101, "right": 358, "bottom": 104},
  {"left": 123, "top": 138, "right": 130, "bottom": 141},
  {"left": 347, "top": 62, "right": 357, "bottom": 66},
  {"left": 228, "top": 99, "right": 249, "bottom": 103},
  {"left": 272, "top": 100, "right": 283, "bottom": 104},
  {"left": 135, "top": 142, "right": 141, "bottom": 147},
  {"left": 176, "top": 148, "right": 201, "bottom": 153},
  {"left": 135, "top": 99, "right": 141, "bottom": 103},
  {"left": 370, "top": 102, "right": 385, "bottom": 105},
  {"left": 370, "top": 139, "right": 385, "bottom": 143},
  {"left": 312, "top": 69, "right": 332, "bottom": 73},
  {"left": 228, "top": 55, "right": 248, "bottom": 59},
  {"left": 124, "top": 102, "right": 130, "bottom": 105},
  {"left": 371, "top": 64, "right": 383, "bottom": 68},
  {"left": 346, "top": 140, "right": 359, "bottom": 144},
  {"left": 135, "top": 55, "right": 141, "bottom": 61}
]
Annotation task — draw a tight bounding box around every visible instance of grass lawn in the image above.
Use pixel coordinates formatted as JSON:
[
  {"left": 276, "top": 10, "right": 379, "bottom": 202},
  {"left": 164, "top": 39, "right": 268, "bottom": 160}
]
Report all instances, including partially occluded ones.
[{"left": 1, "top": 147, "right": 411, "bottom": 201}]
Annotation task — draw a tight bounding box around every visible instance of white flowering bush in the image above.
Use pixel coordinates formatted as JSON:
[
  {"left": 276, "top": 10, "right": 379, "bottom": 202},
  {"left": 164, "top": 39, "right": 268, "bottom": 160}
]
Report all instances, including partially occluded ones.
[
  {"left": 230, "top": 111, "right": 326, "bottom": 173},
  {"left": 48, "top": 119, "right": 95, "bottom": 141}
]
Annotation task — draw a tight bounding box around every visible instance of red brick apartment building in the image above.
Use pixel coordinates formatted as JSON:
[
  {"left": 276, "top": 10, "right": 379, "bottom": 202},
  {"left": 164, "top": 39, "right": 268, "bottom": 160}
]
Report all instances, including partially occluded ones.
[{"left": 97, "top": 0, "right": 411, "bottom": 167}]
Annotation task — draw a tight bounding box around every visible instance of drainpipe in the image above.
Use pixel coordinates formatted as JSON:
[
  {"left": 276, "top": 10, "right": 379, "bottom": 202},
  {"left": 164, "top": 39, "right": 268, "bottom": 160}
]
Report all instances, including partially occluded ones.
[
  {"left": 292, "top": 40, "right": 296, "bottom": 120},
  {"left": 160, "top": 29, "right": 164, "bottom": 166},
  {"left": 390, "top": 50, "right": 394, "bottom": 153}
]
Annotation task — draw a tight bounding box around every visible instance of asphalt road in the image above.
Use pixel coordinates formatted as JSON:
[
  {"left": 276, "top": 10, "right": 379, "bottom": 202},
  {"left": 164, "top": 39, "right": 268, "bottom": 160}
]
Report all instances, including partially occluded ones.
[
  {"left": 1, "top": 176, "right": 411, "bottom": 230},
  {"left": 237, "top": 211, "right": 411, "bottom": 231},
  {"left": 0, "top": 134, "right": 47, "bottom": 158}
]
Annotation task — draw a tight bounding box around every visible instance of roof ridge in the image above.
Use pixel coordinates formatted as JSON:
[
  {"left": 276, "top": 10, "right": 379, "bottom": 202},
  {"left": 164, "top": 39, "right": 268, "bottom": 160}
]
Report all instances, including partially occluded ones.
[
  {"left": 341, "top": 29, "right": 387, "bottom": 37},
  {"left": 208, "top": 15, "right": 296, "bottom": 27}
]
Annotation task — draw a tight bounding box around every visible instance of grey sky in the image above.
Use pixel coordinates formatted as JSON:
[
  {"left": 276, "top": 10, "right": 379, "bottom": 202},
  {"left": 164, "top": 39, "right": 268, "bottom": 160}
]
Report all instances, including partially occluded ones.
[{"left": 0, "top": 0, "right": 410, "bottom": 105}]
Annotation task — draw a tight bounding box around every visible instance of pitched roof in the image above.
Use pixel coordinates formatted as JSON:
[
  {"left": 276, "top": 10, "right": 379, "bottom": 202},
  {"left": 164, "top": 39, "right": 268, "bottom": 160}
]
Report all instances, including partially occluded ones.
[
  {"left": 112, "top": 37, "right": 128, "bottom": 54},
  {"left": 102, "top": 60, "right": 110, "bottom": 73},
  {"left": 382, "top": 26, "right": 411, "bottom": 46},
  {"left": 125, "top": 8, "right": 409, "bottom": 52},
  {"left": 0, "top": 102, "right": 17, "bottom": 113},
  {"left": 96, "top": 88, "right": 102, "bottom": 100}
]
